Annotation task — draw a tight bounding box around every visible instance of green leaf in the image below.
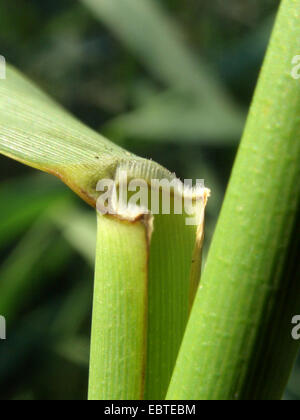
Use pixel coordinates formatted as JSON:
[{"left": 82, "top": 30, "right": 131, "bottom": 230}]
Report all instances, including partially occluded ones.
[{"left": 0, "top": 65, "right": 142, "bottom": 207}]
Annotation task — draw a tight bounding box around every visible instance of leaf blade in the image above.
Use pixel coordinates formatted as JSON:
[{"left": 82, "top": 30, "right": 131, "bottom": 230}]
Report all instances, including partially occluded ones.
[{"left": 0, "top": 65, "right": 135, "bottom": 206}]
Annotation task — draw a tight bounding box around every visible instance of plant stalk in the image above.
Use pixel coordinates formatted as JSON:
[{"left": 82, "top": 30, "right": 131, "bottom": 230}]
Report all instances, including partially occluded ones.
[
  {"left": 167, "top": 0, "right": 300, "bottom": 400},
  {"left": 88, "top": 213, "right": 150, "bottom": 400}
]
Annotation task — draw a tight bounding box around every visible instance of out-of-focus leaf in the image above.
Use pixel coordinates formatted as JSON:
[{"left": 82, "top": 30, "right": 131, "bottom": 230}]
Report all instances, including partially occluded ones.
[
  {"left": 0, "top": 173, "right": 69, "bottom": 249},
  {"left": 50, "top": 277, "right": 92, "bottom": 337},
  {"left": 82, "top": 0, "right": 245, "bottom": 144},
  {"left": 105, "top": 91, "right": 245, "bottom": 144},
  {"left": 82, "top": 0, "right": 229, "bottom": 97},
  {"left": 54, "top": 336, "right": 90, "bottom": 367},
  {"left": 0, "top": 215, "right": 73, "bottom": 323},
  {"left": 50, "top": 208, "right": 96, "bottom": 265}
]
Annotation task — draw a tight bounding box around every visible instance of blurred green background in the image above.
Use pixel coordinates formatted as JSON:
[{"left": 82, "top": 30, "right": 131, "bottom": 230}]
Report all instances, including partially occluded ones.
[{"left": 0, "top": 0, "right": 299, "bottom": 400}]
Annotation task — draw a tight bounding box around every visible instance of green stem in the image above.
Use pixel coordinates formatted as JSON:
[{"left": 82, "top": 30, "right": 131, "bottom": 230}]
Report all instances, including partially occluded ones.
[
  {"left": 167, "top": 0, "right": 300, "bottom": 400},
  {"left": 88, "top": 213, "right": 150, "bottom": 400}
]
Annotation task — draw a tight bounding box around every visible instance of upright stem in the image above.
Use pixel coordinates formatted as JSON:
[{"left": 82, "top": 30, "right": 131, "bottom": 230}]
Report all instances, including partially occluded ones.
[
  {"left": 88, "top": 213, "right": 149, "bottom": 400},
  {"left": 167, "top": 0, "right": 300, "bottom": 400}
]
